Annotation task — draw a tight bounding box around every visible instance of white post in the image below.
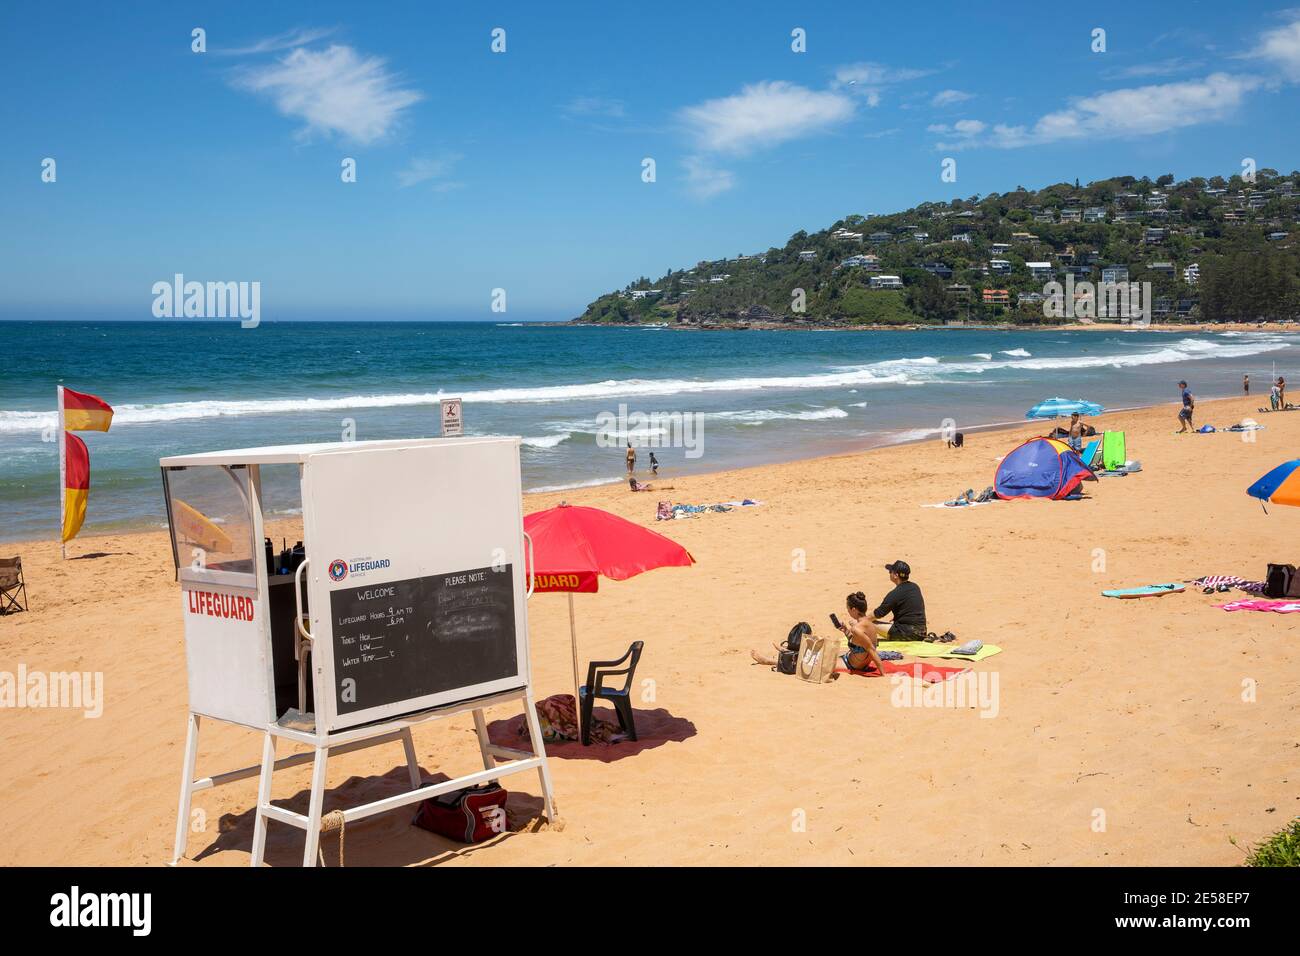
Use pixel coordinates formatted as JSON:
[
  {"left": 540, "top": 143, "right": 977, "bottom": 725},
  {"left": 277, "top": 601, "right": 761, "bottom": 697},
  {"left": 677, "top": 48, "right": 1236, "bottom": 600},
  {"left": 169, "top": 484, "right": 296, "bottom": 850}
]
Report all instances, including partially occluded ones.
[
  {"left": 170, "top": 713, "right": 201, "bottom": 865},
  {"left": 250, "top": 730, "right": 277, "bottom": 867},
  {"left": 567, "top": 591, "right": 581, "bottom": 714},
  {"left": 57, "top": 385, "right": 66, "bottom": 560}
]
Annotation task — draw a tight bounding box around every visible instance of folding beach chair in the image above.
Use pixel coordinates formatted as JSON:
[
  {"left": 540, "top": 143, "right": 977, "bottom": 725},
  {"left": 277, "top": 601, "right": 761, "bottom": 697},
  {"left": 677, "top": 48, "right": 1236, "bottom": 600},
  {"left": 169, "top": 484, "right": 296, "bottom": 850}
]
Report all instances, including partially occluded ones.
[
  {"left": 1078, "top": 437, "right": 1101, "bottom": 468},
  {"left": 0, "top": 556, "right": 28, "bottom": 615},
  {"left": 578, "top": 641, "right": 644, "bottom": 745}
]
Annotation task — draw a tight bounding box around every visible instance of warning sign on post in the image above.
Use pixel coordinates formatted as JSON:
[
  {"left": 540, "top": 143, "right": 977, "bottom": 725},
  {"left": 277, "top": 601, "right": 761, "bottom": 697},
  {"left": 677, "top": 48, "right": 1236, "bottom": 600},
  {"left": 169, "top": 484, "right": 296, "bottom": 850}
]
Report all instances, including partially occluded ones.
[{"left": 440, "top": 398, "right": 463, "bottom": 438}]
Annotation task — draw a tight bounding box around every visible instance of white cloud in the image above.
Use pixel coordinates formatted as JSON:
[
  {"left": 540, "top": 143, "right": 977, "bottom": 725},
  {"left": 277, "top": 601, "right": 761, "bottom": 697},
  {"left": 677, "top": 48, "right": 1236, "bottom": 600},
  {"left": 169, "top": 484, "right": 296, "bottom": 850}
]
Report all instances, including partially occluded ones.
[
  {"left": 934, "top": 72, "right": 1261, "bottom": 149},
  {"left": 682, "top": 156, "right": 735, "bottom": 199},
  {"left": 219, "top": 27, "right": 337, "bottom": 56},
  {"left": 831, "top": 62, "right": 933, "bottom": 108},
  {"left": 679, "top": 81, "right": 855, "bottom": 155},
  {"left": 931, "top": 89, "right": 973, "bottom": 107},
  {"left": 397, "top": 153, "right": 463, "bottom": 189},
  {"left": 1247, "top": 14, "right": 1300, "bottom": 80},
  {"left": 232, "top": 44, "right": 422, "bottom": 145},
  {"left": 562, "top": 96, "right": 626, "bottom": 119},
  {"left": 1100, "top": 57, "right": 1202, "bottom": 80}
]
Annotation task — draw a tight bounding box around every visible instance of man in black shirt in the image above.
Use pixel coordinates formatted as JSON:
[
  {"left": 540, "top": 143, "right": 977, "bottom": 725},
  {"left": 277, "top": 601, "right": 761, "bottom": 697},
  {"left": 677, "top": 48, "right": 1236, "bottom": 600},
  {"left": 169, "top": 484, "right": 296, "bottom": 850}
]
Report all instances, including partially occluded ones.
[{"left": 872, "top": 560, "right": 927, "bottom": 639}]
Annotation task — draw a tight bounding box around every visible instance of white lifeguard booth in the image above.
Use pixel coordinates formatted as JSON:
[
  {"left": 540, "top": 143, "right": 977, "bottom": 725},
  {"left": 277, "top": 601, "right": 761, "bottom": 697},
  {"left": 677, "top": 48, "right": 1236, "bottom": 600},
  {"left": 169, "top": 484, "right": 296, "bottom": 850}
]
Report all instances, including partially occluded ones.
[{"left": 160, "top": 437, "right": 555, "bottom": 866}]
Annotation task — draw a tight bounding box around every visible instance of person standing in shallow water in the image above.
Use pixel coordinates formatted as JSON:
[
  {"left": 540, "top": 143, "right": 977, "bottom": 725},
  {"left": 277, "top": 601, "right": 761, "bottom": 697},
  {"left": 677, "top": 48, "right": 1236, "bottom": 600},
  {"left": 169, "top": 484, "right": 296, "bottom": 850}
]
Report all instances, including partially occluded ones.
[
  {"left": 1244, "top": 374, "right": 1249, "bottom": 396},
  {"left": 625, "top": 441, "right": 636, "bottom": 475}
]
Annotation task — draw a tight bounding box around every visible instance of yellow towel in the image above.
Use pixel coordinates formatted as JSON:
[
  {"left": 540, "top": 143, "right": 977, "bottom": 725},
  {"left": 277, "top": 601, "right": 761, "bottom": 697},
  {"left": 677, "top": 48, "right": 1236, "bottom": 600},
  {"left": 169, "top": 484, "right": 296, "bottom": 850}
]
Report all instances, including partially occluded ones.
[{"left": 876, "top": 640, "right": 1002, "bottom": 662}]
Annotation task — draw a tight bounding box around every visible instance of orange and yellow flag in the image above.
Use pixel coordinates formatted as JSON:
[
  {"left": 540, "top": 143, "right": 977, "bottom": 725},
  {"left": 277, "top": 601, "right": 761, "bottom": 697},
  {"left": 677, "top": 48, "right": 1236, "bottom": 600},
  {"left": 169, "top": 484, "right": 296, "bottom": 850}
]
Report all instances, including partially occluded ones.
[
  {"left": 62, "top": 387, "right": 114, "bottom": 432},
  {"left": 62, "top": 432, "right": 90, "bottom": 543}
]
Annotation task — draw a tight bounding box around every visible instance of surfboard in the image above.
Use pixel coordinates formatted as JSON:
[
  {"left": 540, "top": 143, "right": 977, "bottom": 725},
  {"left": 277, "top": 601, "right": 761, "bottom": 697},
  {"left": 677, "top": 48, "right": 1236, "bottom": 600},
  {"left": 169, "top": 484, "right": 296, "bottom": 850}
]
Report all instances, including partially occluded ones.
[
  {"left": 1102, "top": 583, "right": 1185, "bottom": 599},
  {"left": 172, "top": 498, "right": 234, "bottom": 554}
]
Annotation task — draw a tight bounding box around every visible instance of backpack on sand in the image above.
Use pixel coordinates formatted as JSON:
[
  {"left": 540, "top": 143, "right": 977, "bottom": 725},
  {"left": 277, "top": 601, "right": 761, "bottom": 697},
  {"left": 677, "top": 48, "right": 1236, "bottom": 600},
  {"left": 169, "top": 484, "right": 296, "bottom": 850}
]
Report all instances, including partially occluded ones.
[
  {"left": 1265, "top": 563, "right": 1300, "bottom": 599},
  {"left": 776, "top": 622, "right": 811, "bottom": 674}
]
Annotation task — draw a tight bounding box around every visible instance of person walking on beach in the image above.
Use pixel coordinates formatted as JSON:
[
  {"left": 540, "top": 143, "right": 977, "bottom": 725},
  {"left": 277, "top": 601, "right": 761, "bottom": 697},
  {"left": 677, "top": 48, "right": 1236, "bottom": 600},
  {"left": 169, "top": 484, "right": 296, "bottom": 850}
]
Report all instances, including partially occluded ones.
[
  {"left": 1243, "top": 374, "right": 1250, "bottom": 396},
  {"left": 649, "top": 451, "right": 659, "bottom": 476},
  {"left": 625, "top": 441, "right": 636, "bottom": 475},
  {"left": 1270, "top": 379, "right": 1282, "bottom": 410},
  {"left": 1177, "top": 380, "right": 1195, "bottom": 433},
  {"left": 1279, "top": 377, "right": 1287, "bottom": 409}
]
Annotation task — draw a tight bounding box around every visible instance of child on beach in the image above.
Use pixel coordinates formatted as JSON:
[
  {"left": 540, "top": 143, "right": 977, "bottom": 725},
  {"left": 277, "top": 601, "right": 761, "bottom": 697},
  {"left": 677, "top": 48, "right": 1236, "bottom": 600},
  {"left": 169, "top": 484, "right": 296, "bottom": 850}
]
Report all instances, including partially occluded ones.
[{"left": 1176, "top": 380, "right": 1195, "bottom": 432}]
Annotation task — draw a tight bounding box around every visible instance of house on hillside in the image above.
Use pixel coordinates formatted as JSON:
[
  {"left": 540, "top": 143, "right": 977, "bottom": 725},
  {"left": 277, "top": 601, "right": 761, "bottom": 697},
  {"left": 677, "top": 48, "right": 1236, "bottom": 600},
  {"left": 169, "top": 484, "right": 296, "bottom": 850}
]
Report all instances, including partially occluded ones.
[
  {"left": 1183, "top": 263, "right": 1200, "bottom": 285},
  {"left": 1083, "top": 207, "right": 1108, "bottom": 223},
  {"left": 922, "top": 262, "right": 954, "bottom": 279},
  {"left": 870, "top": 275, "right": 904, "bottom": 289},
  {"left": 1026, "top": 261, "right": 1054, "bottom": 280},
  {"left": 989, "top": 258, "right": 1012, "bottom": 275},
  {"left": 1060, "top": 208, "right": 1083, "bottom": 222},
  {"left": 1101, "top": 265, "right": 1129, "bottom": 284},
  {"left": 1147, "top": 261, "right": 1175, "bottom": 276},
  {"left": 798, "top": 250, "right": 817, "bottom": 262},
  {"left": 982, "top": 289, "right": 1010, "bottom": 304}
]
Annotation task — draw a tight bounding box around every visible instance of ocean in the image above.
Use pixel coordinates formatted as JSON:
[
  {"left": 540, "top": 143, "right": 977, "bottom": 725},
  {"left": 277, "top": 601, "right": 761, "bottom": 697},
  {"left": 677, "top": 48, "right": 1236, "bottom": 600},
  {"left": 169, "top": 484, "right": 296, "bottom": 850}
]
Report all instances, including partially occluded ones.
[{"left": 1, "top": 320, "right": 1294, "bottom": 542}]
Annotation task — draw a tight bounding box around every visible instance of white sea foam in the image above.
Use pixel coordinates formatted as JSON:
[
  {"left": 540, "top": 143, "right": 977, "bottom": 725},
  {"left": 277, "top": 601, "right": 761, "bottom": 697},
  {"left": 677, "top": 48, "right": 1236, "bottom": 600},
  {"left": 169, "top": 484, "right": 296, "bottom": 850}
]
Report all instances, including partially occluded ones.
[
  {"left": 971, "top": 352, "right": 992, "bottom": 360},
  {"left": 711, "top": 407, "right": 849, "bottom": 425},
  {"left": 0, "top": 336, "right": 1290, "bottom": 433},
  {"left": 525, "top": 476, "right": 621, "bottom": 493},
  {"left": 521, "top": 433, "right": 571, "bottom": 449}
]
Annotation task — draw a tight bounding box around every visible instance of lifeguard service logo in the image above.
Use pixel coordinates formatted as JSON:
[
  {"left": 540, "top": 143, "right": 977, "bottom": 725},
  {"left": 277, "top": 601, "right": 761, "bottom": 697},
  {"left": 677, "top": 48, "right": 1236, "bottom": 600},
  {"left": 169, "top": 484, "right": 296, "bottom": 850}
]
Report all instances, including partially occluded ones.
[{"left": 333, "top": 556, "right": 392, "bottom": 581}]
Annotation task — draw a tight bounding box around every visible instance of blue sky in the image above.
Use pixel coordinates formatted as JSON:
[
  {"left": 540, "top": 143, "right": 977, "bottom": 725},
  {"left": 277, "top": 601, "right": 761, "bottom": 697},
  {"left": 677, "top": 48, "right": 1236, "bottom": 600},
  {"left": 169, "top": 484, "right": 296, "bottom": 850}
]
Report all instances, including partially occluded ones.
[{"left": 3, "top": 1, "right": 1299, "bottom": 320}]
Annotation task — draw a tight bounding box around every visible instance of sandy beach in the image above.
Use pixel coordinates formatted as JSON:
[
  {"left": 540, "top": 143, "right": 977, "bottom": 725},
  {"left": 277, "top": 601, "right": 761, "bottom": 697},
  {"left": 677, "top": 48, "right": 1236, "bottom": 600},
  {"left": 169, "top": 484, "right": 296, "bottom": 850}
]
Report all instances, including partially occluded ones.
[{"left": 1, "top": 393, "right": 1296, "bottom": 867}]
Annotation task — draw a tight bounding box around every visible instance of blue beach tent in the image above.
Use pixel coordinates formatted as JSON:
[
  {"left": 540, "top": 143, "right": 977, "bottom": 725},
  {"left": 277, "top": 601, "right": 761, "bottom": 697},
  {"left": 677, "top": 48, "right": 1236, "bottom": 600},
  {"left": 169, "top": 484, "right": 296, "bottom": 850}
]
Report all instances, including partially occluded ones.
[{"left": 995, "top": 437, "right": 1097, "bottom": 500}]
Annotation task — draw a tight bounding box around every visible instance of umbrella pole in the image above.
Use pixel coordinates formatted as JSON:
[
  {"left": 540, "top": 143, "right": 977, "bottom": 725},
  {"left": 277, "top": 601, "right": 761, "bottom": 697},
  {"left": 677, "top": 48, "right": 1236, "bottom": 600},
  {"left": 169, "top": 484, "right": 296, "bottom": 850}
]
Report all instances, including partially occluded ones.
[{"left": 567, "top": 592, "right": 583, "bottom": 743}]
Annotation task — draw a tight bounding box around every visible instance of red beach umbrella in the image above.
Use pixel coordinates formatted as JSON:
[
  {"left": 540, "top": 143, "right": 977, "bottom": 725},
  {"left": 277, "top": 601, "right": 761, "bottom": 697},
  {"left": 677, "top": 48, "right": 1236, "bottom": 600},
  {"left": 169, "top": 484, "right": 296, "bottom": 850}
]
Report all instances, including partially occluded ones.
[{"left": 524, "top": 503, "right": 694, "bottom": 734}]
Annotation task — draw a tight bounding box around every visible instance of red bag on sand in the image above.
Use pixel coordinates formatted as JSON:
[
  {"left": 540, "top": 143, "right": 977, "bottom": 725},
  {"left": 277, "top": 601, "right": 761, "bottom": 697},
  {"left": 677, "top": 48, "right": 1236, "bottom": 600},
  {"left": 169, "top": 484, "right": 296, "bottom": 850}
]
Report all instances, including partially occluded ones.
[{"left": 413, "top": 784, "right": 509, "bottom": 843}]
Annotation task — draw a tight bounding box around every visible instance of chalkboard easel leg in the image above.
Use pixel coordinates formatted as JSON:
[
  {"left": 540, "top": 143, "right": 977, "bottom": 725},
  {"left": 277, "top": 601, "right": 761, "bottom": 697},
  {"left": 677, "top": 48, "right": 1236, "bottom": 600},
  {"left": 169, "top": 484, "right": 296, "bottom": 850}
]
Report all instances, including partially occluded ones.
[
  {"left": 400, "top": 727, "right": 422, "bottom": 789},
  {"left": 521, "top": 691, "right": 557, "bottom": 823},
  {"left": 472, "top": 708, "right": 497, "bottom": 773},
  {"left": 302, "top": 745, "right": 329, "bottom": 867}
]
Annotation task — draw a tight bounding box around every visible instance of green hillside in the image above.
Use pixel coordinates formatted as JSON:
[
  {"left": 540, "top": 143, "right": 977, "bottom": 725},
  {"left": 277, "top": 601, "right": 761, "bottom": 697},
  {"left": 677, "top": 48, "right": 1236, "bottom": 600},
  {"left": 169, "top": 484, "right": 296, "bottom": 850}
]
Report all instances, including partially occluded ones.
[{"left": 574, "top": 169, "right": 1300, "bottom": 327}]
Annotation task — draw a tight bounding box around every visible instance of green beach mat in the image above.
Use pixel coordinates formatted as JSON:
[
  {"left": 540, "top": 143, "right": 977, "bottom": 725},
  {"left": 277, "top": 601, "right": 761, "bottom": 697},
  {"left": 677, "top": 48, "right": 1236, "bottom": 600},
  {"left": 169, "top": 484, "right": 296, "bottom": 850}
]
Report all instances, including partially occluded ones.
[
  {"left": 1102, "top": 430, "right": 1126, "bottom": 470},
  {"left": 876, "top": 640, "right": 1002, "bottom": 662}
]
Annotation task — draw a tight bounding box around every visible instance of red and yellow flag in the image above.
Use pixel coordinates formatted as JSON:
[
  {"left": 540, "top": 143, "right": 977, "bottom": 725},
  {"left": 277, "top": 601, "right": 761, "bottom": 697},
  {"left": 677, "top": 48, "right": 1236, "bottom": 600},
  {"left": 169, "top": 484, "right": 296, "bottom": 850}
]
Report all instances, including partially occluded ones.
[
  {"left": 62, "top": 387, "right": 114, "bottom": 432},
  {"left": 62, "top": 432, "right": 90, "bottom": 543}
]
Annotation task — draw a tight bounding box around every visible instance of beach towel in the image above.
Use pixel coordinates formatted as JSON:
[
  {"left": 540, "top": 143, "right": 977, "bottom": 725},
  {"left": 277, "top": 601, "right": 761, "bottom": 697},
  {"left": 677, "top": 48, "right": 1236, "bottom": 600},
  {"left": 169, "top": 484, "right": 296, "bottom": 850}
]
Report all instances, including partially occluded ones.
[
  {"left": 1214, "top": 599, "right": 1300, "bottom": 613},
  {"left": 1192, "top": 575, "right": 1267, "bottom": 594},
  {"left": 836, "top": 660, "right": 970, "bottom": 683},
  {"left": 1102, "top": 583, "right": 1184, "bottom": 598},
  {"left": 1102, "top": 430, "right": 1126, "bottom": 471},
  {"left": 875, "top": 640, "right": 1003, "bottom": 662}
]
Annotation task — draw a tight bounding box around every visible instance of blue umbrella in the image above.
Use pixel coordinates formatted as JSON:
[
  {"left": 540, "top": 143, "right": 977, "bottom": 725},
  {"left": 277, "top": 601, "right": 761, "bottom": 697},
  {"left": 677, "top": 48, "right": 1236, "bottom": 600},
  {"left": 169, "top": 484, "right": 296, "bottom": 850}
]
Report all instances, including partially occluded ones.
[{"left": 1026, "top": 397, "right": 1104, "bottom": 420}]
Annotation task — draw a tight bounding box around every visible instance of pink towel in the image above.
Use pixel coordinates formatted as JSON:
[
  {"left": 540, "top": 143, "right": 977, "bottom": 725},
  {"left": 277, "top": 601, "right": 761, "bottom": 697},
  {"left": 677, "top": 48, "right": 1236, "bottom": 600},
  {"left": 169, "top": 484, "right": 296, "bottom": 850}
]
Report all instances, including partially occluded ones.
[{"left": 1215, "top": 599, "right": 1300, "bottom": 613}]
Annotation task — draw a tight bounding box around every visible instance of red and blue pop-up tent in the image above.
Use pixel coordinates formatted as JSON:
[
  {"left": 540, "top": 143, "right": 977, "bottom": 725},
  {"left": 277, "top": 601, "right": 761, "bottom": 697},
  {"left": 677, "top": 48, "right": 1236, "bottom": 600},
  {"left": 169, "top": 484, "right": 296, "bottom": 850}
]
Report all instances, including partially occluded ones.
[{"left": 995, "top": 437, "right": 1096, "bottom": 500}]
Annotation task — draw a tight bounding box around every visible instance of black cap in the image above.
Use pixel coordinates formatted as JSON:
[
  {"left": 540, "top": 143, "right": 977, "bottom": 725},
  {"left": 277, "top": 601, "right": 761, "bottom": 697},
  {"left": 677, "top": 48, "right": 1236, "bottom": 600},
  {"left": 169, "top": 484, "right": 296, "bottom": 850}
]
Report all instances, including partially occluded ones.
[
  {"left": 885, "top": 560, "right": 911, "bottom": 576},
  {"left": 1178, "top": 380, "right": 1187, "bottom": 387}
]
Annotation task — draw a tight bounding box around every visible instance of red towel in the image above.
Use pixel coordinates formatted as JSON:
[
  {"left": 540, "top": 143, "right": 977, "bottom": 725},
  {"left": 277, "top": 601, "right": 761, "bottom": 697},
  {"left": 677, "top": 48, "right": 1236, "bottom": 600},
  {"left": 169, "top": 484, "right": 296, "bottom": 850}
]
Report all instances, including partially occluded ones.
[{"left": 836, "top": 660, "right": 970, "bottom": 683}]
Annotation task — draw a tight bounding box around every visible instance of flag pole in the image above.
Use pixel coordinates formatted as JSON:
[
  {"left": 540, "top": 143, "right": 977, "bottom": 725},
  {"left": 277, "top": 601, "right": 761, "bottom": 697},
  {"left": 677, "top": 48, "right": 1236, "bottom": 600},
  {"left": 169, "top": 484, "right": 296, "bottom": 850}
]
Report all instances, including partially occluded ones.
[{"left": 57, "top": 385, "right": 67, "bottom": 560}]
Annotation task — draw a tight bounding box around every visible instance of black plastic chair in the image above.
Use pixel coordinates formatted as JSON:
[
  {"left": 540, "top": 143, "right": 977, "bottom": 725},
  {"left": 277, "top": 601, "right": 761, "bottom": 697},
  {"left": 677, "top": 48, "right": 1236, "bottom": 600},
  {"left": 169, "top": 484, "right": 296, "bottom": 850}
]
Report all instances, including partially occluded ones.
[{"left": 578, "top": 641, "right": 644, "bottom": 745}]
